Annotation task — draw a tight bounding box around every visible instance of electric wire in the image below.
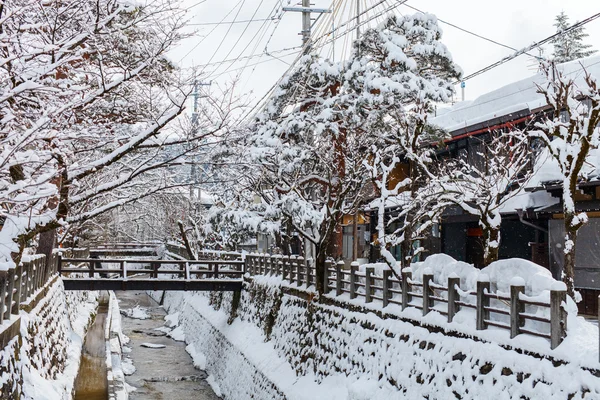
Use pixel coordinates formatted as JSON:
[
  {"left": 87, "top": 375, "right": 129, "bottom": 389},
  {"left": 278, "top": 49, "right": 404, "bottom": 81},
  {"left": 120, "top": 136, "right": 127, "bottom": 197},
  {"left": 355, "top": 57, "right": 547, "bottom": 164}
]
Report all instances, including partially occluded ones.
[{"left": 459, "top": 12, "right": 600, "bottom": 83}]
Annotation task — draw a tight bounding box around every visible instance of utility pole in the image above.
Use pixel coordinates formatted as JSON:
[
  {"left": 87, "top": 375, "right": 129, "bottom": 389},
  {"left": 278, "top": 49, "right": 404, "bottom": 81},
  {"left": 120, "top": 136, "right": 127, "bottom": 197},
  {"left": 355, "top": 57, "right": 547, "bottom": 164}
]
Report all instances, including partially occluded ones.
[
  {"left": 356, "top": 0, "right": 360, "bottom": 40},
  {"left": 283, "top": 2, "right": 331, "bottom": 53},
  {"left": 190, "top": 80, "right": 211, "bottom": 213}
]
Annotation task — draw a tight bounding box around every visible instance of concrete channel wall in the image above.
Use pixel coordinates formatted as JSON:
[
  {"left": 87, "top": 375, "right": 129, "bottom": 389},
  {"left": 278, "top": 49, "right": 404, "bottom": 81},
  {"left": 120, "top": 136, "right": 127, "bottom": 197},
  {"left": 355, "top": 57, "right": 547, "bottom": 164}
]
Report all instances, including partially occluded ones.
[
  {"left": 159, "top": 277, "right": 600, "bottom": 400},
  {"left": 0, "top": 277, "right": 97, "bottom": 399}
]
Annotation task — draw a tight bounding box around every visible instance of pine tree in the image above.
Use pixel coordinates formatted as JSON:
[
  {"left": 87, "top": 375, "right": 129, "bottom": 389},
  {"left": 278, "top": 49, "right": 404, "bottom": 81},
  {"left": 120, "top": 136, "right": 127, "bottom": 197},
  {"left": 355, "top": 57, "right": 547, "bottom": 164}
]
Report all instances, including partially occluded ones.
[{"left": 552, "top": 11, "right": 597, "bottom": 63}]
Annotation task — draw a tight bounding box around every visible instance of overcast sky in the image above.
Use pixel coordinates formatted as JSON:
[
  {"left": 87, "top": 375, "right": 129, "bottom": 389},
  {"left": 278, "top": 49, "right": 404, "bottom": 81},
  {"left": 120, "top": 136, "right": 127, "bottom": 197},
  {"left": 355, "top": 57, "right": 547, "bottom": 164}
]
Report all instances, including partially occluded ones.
[{"left": 169, "top": 0, "right": 600, "bottom": 108}]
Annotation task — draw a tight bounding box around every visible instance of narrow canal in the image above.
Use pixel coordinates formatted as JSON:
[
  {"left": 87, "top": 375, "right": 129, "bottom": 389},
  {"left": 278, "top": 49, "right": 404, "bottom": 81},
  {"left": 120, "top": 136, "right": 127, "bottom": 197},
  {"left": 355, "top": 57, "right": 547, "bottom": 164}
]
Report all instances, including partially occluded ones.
[
  {"left": 74, "top": 294, "right": 109, "bottom": 400},
  {"left": 116, "top": 291, "right": 220, "bottom": 400}
]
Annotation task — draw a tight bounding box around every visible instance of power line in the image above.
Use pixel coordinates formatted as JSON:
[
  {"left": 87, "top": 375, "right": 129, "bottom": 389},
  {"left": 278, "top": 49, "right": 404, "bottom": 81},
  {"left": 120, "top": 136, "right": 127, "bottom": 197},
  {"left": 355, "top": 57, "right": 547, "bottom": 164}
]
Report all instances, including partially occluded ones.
[
  {"left": 402, "top": 3, "right": 538, "bottom": 58},
  {"left": 188, "top": 18, "right": 275, "bottom": 26},
  {"left": 459, "top": 12, "right": 600, "bottom": 83},
  {"left": 179, "top": 0, "right": 244, "bottom": 63}
]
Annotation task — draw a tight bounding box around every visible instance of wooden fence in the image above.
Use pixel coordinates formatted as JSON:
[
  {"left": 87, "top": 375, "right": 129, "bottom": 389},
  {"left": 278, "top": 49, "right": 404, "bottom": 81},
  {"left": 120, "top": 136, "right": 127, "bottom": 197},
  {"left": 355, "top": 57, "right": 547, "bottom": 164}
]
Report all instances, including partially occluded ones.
[
  {"left": 0, "top": 248, "right": 89, "bottom": 326},
  {"left": 245, "top": 253, "right": 568, "bottom": 350}
]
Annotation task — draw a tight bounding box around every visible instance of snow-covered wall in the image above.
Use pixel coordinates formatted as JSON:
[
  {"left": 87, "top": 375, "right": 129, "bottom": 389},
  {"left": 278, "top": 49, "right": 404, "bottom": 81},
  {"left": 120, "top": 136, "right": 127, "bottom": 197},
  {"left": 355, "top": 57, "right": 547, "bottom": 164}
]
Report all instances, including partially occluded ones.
[
  {"left": 158, "top": 291, "right": 287, "bottom": 400},
  {"left": 0, "top": 278, "right": 97, "bottom": 399},
  {"left": 161, "top": 278, "right": 600, "bottom": 400}
]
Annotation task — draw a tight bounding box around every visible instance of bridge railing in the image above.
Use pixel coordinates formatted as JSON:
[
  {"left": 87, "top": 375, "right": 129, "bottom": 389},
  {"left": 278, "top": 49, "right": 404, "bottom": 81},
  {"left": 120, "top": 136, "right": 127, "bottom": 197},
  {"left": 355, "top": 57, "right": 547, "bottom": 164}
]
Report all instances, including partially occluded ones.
[
  {"left": 58, "top": 257, "right": 245, "bottom": 280},
  {"left": 245, "top": 253, "right": 568, "bottom": 350},
  {"left": 90, "top": 242, "right": 160, "bottom": 250}
]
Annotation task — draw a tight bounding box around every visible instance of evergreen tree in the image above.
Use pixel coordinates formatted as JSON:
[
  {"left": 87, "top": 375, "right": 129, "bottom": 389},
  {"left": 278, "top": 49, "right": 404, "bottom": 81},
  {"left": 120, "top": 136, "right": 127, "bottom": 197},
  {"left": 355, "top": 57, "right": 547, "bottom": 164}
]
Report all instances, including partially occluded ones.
[{"left": 552, "top": 11, "right": 597, "bottom": 63}]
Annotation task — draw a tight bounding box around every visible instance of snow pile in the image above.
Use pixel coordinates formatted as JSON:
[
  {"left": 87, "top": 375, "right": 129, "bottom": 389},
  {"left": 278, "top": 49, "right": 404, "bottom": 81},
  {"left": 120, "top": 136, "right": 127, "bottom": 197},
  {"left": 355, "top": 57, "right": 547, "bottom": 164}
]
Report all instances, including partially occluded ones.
[
  {"left": 409, "top": 253, "right": 480, "bottom": 291},
  {"left": 121, "top": 305, "right": 150, "bottom": 320}
]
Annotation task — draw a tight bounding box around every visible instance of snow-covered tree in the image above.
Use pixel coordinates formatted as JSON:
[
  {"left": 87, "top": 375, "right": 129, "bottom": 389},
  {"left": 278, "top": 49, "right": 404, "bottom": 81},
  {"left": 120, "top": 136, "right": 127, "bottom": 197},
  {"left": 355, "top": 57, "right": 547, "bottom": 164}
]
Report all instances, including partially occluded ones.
[
  {"left": 361, "top": 13, "right": 461, "bottom": 271},
  {"left": 529, "top": 61, "right": 600, "bottom": 297},
  {"left": 552, "top": 12, "right": 597, "bottom": 63},
  {"left": 0, "top": 0, "right": 234, "bottom": 269},
  {"left": 430, "top": 131, "right": 534, "bottom": 265}
]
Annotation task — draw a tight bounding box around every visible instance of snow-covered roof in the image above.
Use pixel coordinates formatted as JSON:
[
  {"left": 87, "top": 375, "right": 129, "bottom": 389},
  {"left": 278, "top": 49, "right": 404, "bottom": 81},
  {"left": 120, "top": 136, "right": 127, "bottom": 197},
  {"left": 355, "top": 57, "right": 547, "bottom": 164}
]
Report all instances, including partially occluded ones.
[
  {"left": 527, "top": 148, "right": 600, "bottom": 188},
  {"left": 431, "top": 55, "right": 600, "bottom": 135}
]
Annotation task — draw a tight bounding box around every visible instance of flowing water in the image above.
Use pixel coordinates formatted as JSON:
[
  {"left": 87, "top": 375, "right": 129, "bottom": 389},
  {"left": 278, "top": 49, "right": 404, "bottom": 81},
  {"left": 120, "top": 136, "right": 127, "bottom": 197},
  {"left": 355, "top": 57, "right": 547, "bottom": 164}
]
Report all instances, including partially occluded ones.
[
  {"left": 117, "top": 291, "right": 220, "bottom": 400},
  {"left": 73, "top": 295, "right": 109, "bottom": 400}
]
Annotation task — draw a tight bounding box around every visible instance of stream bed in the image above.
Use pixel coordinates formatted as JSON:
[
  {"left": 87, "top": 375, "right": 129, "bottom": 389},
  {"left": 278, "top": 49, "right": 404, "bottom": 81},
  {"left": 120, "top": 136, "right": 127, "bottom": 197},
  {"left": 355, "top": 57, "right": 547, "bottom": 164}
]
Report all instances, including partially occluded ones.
[{"left": 116, "top": 291, "right": 220, "bottom": 400}]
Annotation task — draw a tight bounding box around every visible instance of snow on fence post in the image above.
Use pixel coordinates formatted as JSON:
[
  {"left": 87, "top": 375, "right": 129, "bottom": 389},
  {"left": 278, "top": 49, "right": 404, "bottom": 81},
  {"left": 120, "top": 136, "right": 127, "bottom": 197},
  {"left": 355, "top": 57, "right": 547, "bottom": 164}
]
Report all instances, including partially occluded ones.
[
  {"left": 22, "top": 261, "right": 30, "bottom": 300},
  {"left": 0, "top": 271, "right": 6, "bottom": 324},
  {"left": 510, "top": 279, "right": 525, "bottom": 339},
  {"left": 275, "top": 255, "right": 281, "bottom": 276},
  {"left": 382, "top": 270, "right": 392, "bottom": 307},
  {"left": 550, "top": 284, "right": 567, "bottom": 350},
  {"left": 305, "top": 258, "right": 312, "bottom": 288},
  {"left": 422, "top": 270, "right": 434, "bottom": 316},
  {"left": 365, "top": 267, "right": 374, "bottom": 304},
  {"left": 289, "top": 255, "right": 296, "bottom": 284},
  {"left": 476, "top": 275, "right": 490, "bottom": 331},
  {"left": 282, "top": 256, "right": 289, "bottom": 281},
  {"left": 335, "top": 261, "right": 344, "bottom": 296},
  {"left": 12, "top": 264, "right": 22, "bottom": 314},
  {"left": 401, "top": 270, "right": 412, "bottom": 310},
  {"left": 447, "top": 275, "right": 460, "bottom": 323},
  {"left": 349, "top": 262, "right": 359, "bottom": 300},
  {"left": 244, "top": 254, "right": 256, "bottom": 275},
  {"left": 5, "top": 268, "right": 15, "bottom": 319}
]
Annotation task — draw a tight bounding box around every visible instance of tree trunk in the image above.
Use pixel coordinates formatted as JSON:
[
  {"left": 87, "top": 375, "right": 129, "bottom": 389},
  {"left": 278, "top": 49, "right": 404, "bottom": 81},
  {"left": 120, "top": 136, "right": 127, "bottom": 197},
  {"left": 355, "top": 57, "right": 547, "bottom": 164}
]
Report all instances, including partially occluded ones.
[
  {"left": 314, "top": 243, "right": 326, "bottom": 294},
  {"left": 483, "top": 227, "right": 500, "bottom": 266},
  {"left": 178, "top": 221, "right": 196, "bottom": 260},
  {"left": 37, "top": 229, "right": 57, "bottom": 274},
  {"left": 563, "top": 213, "right": 577, "bottom": 298}
]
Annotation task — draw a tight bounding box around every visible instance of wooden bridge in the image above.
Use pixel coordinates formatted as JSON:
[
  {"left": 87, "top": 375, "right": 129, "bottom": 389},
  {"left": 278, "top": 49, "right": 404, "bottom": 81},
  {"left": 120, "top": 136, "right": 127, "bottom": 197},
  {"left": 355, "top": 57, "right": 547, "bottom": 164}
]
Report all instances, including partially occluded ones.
[{"left": 59, "top": 256, "right": 244, "bottom": 291}]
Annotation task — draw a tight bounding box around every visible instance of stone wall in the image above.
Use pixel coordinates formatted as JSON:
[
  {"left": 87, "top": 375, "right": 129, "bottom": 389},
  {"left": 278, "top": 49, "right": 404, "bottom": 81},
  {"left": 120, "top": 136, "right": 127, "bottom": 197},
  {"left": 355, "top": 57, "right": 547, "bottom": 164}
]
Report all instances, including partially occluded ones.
[
  {"left": 160, "top": 291, "right": 287, "bottom": 400},
  {"left": 163, "top": 277, "right": 600, "bottom": 399},
  {"left": 0, "top": 278, "right": 96, "bottom": 399}
]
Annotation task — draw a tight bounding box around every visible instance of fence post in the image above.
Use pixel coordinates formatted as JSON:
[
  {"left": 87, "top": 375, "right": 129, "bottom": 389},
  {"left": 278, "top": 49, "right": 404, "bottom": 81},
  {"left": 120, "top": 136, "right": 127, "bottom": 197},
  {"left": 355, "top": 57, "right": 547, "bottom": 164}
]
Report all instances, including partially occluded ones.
[
  {"left": 476, "top": 277, "right": 490, "bottom": 330},
  {"left": 89, "top": 258, "right": 95, "bottom": 278},
  {"left": 382, "top": 270, "right": 392, "bottom": 307},
  {"left": 57, "top": 254, "right": 62, "bottom": 275},
  {"left": 335, "top": 261, "right": 343, "bottom": 296},
  {"left": 349, "top": 262, "right": 358, "bottom": 300},
  {"left": 305, "top": 258, "right": 311, "bottom": 288},
  {"left": 401, "top": 270, "right": 412, "bottom": 310},
  {"left": 12, "top": 264, "right": 22, "bottom": 313},
  {"left": 323, "top": 260, "right": 331, "bottom": 294},
  {"left": 447, "top": 275, "right": 460, "bottom": 323},
  {"left": 550, "top": 286, "right": 567, "bottom": 350},
  {"left": 422, "top": 271, "right": 434, "bottom": 316},
  {"left": 365, "top": 267, "right": 374, "bottom": 304},
  {"left": 282, "top": 256, "right": 289, "bottom": 281},
  {"left": 123, "top": 261, "right": 128, "bottom": 279},
  {"left": 5, "top": 268, "right": 15, "bottom": 319},
  {"left": 297, "top": 257, "right": 303, "bottom": 287},
  {"left": 510, "top": 281, "right": 525, "bottom": 339},
  {"left": 289, "top": 255, "right": 296, "bottom": 284},
  {"left": 0, "top": 271, "right": 6, "bottom": 324},
  {"left": 214, "top": 262, "right": 219, "bottom": 279}
]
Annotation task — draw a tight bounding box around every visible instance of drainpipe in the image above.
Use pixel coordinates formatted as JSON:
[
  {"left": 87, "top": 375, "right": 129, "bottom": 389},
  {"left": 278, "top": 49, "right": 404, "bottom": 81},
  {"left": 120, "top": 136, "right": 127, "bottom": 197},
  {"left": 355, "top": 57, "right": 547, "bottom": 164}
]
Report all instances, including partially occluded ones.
[{"left": 516, "top": 208, "right": 548, "bottom": 233}]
